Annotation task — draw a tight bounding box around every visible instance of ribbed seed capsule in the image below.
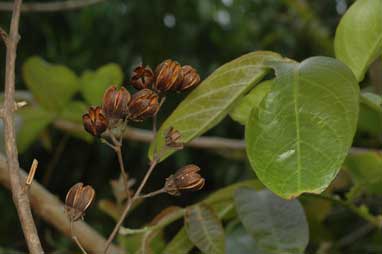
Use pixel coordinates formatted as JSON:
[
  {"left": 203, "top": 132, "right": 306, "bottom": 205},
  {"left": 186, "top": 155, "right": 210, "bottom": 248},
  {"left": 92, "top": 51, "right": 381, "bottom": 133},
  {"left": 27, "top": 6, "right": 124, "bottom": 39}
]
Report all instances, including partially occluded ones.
[
  {"left": 154, "top": 59, "right": 183, "bottom": 92},
  {"left": 65, "top": 182, "right": 95, "bottom": 222},
  {"left": 128, "top": 89, "right": 159, "bottom": 121},
  {"left": 82, "top": 106, "right": 108, "bottom": 136},
  {"left": 165, "top": 127, "right": 183, "bottom": 149},
  {"left": 164, "top": 164, "right": 205, "bottom": 196},
  {"left": 177, "top": 65, "right": 201, "bottom": 91},
  {"left": 130, "top": 64, "right": 154, "bottom": 90},
  {"left": 102, "top": 85, "right": 131, "bottom": 120}
]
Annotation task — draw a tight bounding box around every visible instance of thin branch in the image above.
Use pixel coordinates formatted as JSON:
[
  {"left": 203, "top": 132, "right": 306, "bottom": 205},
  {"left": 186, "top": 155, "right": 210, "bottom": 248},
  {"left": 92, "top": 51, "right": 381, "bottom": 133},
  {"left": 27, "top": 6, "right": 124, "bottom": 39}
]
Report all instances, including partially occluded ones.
[
  {"left": 25, "top": 159, "right": 38, "bottom": 186},
  {"left": 0, "top": 0, "right": 108, "bottom": 12},
  {"left": 70, "top": 221, "right": 87, "bottom": 254},
  {"left": 139, "top": 188, "right": 166, "bottom": 199},
  {"left": 1, "top": 0, "right": 44, "bottom": 253},
  {"left": 53, "top": 119, "right": 381, "bottom": 155},
  {"left": 0, "top": 154, "right": 124, "bottom": 254},
  {"left": 104, "top": 159, "right": 159, "bottom": 253}
]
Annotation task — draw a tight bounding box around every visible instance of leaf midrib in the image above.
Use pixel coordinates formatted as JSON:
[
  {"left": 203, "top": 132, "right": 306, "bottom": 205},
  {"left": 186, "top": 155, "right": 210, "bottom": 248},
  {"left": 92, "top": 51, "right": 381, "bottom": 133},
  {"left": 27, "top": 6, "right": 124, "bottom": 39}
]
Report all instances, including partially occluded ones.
[{"left": 293, "top": 66, "right": 302, "bottom": 192}]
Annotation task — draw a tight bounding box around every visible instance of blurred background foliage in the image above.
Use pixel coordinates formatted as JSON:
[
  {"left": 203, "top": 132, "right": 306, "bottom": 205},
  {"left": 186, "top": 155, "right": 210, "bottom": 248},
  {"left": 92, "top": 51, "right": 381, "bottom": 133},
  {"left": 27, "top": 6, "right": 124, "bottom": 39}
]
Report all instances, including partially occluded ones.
[{"left": 1, "top": 0, "right": 382, "bottom": 253}]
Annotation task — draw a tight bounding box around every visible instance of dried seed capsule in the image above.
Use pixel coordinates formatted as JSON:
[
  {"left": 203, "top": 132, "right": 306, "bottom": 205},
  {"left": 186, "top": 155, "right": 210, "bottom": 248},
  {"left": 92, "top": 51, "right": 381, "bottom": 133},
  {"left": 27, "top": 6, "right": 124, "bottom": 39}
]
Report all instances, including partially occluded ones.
[
  {"left": 65, "top": 182, "right": 95, "bottom": 222},
  {"left": 128, "top": 89, "right": 159, "bottom": 121},
  {"left": 130, "top": 64, "right": 154, "bottom": 90},
  {"left": 102, "top": 85, "right": 131, "bottom": 120},
  {"left": 164, "top": 164, "right": 205, "bottom": 196},
  {"left": 154, "top": 59, "right": 183, "bottom": 92},
  {"left": 177, "top": 65, "right": 201, "bottom": 91},
  {"left": 82, "top": 106, "right": 108, "bottom": 136},
  {"left": 165, "top": 127, "right": 183, "bottom": 149}
]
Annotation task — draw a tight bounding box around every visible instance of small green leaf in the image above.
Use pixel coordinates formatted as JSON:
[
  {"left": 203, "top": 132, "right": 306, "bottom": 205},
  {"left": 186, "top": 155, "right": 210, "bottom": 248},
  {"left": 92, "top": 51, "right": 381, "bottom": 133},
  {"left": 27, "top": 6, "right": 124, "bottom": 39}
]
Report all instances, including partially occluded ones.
[
  {"left": 358, "top": 92, "right": 382, "bottom": 136},
  {"left": 80, "top": 63, "right": 123, "bottom": 105},
  {"left": 22, "top": 56, "right": 80, "bottom": 112},
  {"left": 59, "top": 101, "right": 93, "bottom": 142},
  {"left": 226, "top": 223, "right": 263, "bottom": 254},
  {"left": 185, "top": 204, "right": 225, "bottom": 254},
  {"left": 17, "top": 106, "right": 56, "bottom": 152},
  {"left": 246, "top": 57, "right": 359, "bottom": 198},
  {"left": 162, "top": 229, "right": 193, "bottom": 254},
  {"left": 149, "top": 51, "right": 282, "bottom": 161},
  {"left": 229, "top": 80, "right": 273, "bottom": 125},
  {"left": 334, "top": 0, "right": 382, "bottom": 81},
  {"left": 345, "top": 152, "right": 382, "bottom": 194},
  {"left": 235, "top": 188, "right": 309, "bottom": 254}
]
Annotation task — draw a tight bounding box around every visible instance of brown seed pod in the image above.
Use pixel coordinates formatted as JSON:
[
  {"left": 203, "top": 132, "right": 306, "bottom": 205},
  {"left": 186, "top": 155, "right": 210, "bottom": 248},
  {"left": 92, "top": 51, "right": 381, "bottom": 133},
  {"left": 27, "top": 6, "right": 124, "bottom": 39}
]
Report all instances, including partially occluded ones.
[
  {"left": 177, "top": 65, "right": 201, "bottom": 91},
  {"left": 128, "top": 89, "right": 159, "bottom": 121},
  {"left": 102, "top": 85, "right": 131, "bottom": 120},
  {"left": 164, "top": 164, "right": 205, "bottom": 196},
  {"left": 154, "top": 59, "right": 183, "bottom": 92},
  {"left": 82, "top": 106, "right": 108, "bottom": 136},
  {"left": 130, "top": 64, "right": 154, "bottom": 90},
  {"left": 65, "top": 182, "right": 95, "bottom": 222},
  {"left": 165, "top": 127, "right": 183, "bottom": 149}
]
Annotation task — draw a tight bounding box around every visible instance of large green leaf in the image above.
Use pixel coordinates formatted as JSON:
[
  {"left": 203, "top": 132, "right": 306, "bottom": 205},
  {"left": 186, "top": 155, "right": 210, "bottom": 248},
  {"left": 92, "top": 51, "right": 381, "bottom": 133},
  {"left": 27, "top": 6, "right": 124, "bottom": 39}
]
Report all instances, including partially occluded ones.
[
  {"left": 235, "top": 188, "right": 309, "bottom": 254},
  {"left": 163, "top": 180, "right": 262, "bottom": 254},
  {"left": 229, "top": 80, "right": 273, "bottom": 125},
  {"left": 17, "top": 106, "right": 56, "bottom": 152},
  {"left": 334, "top": 0, "right": 382, "bottom": 81},
  {"left": 149, "top": 51, "right": 282, "bottom": 161},
  {"left": 22, "top": 56, "right": 80, "bottom": 112},
  {"left": 345, "top": 152, "right": 382, "bottom": 194},
  {"left": 185, "top": 204, "right": 225, "bottom": 254},
  {"left": 80, "top": 63, "right": 123, "bottom": 105},
  {"left": 246, "top": 57, "right": 359, "bottom": 199},
  {"left": 358, "top": 92, "right": 382, "bottom": 136}
]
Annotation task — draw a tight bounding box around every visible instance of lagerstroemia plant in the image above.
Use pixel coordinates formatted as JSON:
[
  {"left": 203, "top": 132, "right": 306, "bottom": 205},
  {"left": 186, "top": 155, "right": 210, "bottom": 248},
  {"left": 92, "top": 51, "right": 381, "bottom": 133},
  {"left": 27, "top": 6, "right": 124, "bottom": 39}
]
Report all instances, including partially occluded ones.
[{"left": 7, "top": 0, "right": 382, "bottom": 253}]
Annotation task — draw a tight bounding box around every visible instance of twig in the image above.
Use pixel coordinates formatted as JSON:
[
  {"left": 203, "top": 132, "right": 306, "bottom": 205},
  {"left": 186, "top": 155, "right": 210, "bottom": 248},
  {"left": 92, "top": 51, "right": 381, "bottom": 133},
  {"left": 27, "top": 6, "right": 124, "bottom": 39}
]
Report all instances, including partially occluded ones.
[
  {"left": 337, "top": 223, "right": 375, "bottom": 248},
  {"left": 53, "top": 118, "right": 381, "bottom": 155},
  {"left": 25, "top": 159, "right": 38, "bottom": 186},
  {"left": 0, "top": 0, "right": 108, "bottom": 12},
  {"left": 104, "top": 159, "right": 159, "bottom": 253},
  {"left": 139, "top": 188, "right": 166, "bottom": 199},
  {"left": 1, "top": 0, "right": 44, "bottom": 253},
  {"left": 70, "top": 221, "right": 87, "bottom": 254},
  {"left": 108, "top": 130, "right": 130, "bottom": 196},
  {"left": 0, "top": 154, "right": 124, "bottom": 254}
]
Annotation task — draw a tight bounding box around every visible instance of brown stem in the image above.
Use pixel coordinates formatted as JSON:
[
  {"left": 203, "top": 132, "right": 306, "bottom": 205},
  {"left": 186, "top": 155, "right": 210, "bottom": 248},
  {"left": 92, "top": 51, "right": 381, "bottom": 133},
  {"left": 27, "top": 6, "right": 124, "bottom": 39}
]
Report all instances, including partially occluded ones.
[
  {"left": 1, "top": 0, "right": 44, "bottom": 253},
  {"left": 70, "top": 221, "right": 87, "bottom": 254},
  {"left": 0, "top": 0, "right": 108, "bottom": 12},
  {"left": 0, "top": 154, "right": 124, "bottom": 254},
  {"left": 108, "top": 130, "right": 130, "bottom": 195},
  {"left": 104, "top": 159, "right": 159, "bottom": 253},
  {"left": 139, "top": 188, "right": 166, "bottom": 199}
]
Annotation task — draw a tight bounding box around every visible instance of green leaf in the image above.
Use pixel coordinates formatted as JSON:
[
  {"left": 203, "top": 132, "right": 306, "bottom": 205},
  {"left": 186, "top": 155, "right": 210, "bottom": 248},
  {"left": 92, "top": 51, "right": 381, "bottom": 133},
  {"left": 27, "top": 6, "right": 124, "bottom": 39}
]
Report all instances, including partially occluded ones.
[
  {"left": 358, "top": 92, "right": 382, "bottom": 136},
  {"left": 162, "top": 229, "right": 193, "bottom": 254},
  {"left": 229, "top": 80, "right": 273, "bottom": 125},
  {"left": 59, "top": 101, "right": 93, "bottom": 142},
  {"left": 22, "top": 56, "right": 80, "bottom": 112},
  {"left": 246, "top": 57, "right": 359, "bottom": 199},
  {"left": 345, "top": 152, "right": 382, "bottom": 194},
  {"left": 185, "top": 204, "right": 225, "bottom": 254},
  {"left": 226, "top": 223, "right": 263, "bottom": 254},
  {"left": 80, "top": 63, "right": 123, "bottom": 105},
  {"left": 235, "top": 188, "right": 309, "bottom": 254},
  {"left": 17, "top": 106, "right": 56, "bottom": 152},
  {"left": 149, "top": 51, "right": 282, "bottom": 161},
  {"left": 334, "top": 0, "right": 382, "bottom": 81}
]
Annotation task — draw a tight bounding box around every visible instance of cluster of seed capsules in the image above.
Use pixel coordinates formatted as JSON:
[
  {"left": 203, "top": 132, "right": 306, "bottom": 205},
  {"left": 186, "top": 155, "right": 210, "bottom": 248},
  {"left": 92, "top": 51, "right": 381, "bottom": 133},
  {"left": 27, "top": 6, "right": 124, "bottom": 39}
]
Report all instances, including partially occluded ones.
[{"left": 82, "top": 59, "right": 201, "bottom": 137}]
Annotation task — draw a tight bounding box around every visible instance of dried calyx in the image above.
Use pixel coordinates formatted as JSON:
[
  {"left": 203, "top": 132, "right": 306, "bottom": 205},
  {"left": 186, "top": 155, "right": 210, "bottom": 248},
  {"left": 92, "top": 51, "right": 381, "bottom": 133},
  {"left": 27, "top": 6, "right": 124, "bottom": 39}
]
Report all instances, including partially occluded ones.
[
  {"left": 82, "top": 106, "right": 108, "bottom": 137},
  {"left": 65, "top": 182, "right": 95, "bottom": 222},
  {"left": 164, "top": 164, "right": 205, "bottom": 196},
  {"left": 128, "top": 88, "right": 160, "bottom": 121},
  {"left": 130, "top": 64, "right": 154, "bottom": 90},
  {"left": 165, "top": 127, "right": 183, "bottom": 149},
  {"left": 102, "top": 85, "right": 131, "bottom": 120}
]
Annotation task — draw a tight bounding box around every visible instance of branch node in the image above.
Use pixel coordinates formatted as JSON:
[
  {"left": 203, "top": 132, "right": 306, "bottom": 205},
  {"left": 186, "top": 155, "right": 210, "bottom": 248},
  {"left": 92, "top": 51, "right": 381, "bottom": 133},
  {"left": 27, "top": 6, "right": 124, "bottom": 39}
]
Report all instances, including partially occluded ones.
[{"left": 0, "top": 26, "right": 8, "bottom": 44}]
